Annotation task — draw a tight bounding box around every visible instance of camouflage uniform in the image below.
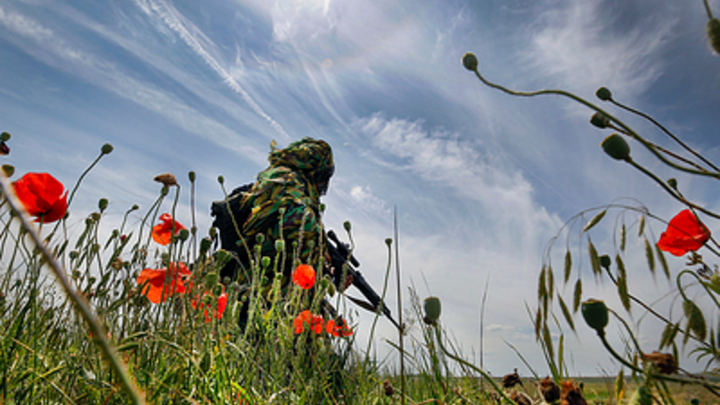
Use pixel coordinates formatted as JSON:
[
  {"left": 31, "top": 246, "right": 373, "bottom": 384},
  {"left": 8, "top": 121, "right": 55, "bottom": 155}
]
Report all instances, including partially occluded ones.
[{"left": 212, "top": 137, "right": 334, "bottom": 288}]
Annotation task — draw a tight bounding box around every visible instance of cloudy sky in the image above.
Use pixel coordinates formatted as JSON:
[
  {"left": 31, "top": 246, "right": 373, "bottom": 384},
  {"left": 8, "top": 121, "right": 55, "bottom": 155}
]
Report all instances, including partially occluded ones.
[{"left": 2, "top": 0, "right": 719, "bottom": 376}]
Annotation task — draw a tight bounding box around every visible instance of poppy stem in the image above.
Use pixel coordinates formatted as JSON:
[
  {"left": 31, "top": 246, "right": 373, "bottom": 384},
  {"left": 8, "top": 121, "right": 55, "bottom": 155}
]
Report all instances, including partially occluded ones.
[{"left": 0, "top": 172, "right": 147, "bottom": 405}]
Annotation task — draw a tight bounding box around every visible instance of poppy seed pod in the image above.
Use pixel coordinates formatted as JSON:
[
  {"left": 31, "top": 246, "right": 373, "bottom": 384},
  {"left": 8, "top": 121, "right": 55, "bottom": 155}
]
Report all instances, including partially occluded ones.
[
  {"left": 200, "top": 237, "right": 212, "bottom": 254},
  {"left": 599, "top": 255, "right": 611, "bottom": 269},
  {"left": 1, "top": 132, "right": 11, "bottom": 142},
  {"left": 707, "top": 18, "right": 720, "bottom": 54},
  {"left": 601, "top": 134, "right": 631, "bottom": 161},
  {"left": 275, "top": 239, "right": 285, "bottom": 252},
  {"left": 2, "top": 164, "right": 14, "bottom": 177},
  {"left": 206, "top": 272, "right": 219, "bottom": 287},
  {"left": 154, "top": 173, "right": 178, "bottom": 187},
  {"left": 581, "top": 299, "right": 609, "bottom": 333},
  {"left": 188, "top": 171, "right": 196, "bottom": 182},
  {"left": 596, "top": 87, "right": 612, "bottom": 101},
  {"left": 423, "top": 296, "right": 442, "bottom": 323},
  {"left": 462, "top": 52, "right": 479, "bottom": 71},
  {"left": 101, "top": 143, "right": 114, "bottom": 155},
  {"left": 590, "top": 112, "right": 610, "bottom": 129}
]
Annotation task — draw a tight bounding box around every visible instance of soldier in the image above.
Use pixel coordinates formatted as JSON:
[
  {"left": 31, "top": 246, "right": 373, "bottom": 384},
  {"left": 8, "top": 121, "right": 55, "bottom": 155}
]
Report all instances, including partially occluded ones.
[{"left": 211, "top": 137, "right": 335, "bottom": 297}]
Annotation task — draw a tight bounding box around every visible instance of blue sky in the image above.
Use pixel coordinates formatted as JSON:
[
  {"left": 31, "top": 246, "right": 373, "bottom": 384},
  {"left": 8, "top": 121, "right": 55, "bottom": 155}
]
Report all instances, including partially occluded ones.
[{"left": 1, "top": 0, "right": 720, "bottom": 376}]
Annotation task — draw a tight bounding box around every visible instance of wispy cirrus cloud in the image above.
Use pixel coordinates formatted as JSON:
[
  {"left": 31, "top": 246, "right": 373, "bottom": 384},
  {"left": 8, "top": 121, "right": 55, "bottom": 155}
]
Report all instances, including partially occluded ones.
[
  {"left": 526, "top": 0, "right": 675, "bottom": 98},
  {"left": 132, "top": 0, "right": 290, "bottom": 141}
]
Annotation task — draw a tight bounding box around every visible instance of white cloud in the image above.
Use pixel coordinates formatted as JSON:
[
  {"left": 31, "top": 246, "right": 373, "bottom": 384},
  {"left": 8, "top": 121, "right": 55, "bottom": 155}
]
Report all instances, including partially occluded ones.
[
  {"left": 527, "top": 1, "right": 675, "bottom": 98},
  {"left": 132, "top": 0, "right": 290, "bottom": 140}
]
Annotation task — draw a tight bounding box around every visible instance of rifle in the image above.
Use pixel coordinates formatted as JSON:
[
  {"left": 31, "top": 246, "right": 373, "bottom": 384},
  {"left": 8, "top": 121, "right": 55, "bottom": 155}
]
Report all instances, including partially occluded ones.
[{"left": 326, "top": 230, "right": 401, "bottom": 330}]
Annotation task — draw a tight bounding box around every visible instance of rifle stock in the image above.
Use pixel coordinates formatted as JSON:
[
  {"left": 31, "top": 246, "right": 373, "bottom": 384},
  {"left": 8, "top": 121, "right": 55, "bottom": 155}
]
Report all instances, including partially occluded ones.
[{"left": 326, "top": 230, "right": 400, "bottom": 330}]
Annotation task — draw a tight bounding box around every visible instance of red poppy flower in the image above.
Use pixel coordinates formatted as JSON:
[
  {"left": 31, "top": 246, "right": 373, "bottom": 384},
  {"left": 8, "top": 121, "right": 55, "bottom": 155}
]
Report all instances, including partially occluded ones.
[
  {"left": 657, "top": 210, "right": 711, "bottom": 256},
  {"left": 325, "top": 318, "right": 354, "bottom": 337},
  {"left": 192, "top": 290, "right": 228, "bottom": 323},
  {"left": 136, "top": 262, "right": 191, "bottom": 304},
  {"left": 293, "top": 310, "right": 325, "bottom": 334},
  {"left": 291, "top": 264, "right": 316, "bottom": 289},
  {"left": 12, "top": 172, "right": 68, "bottom": 223},
  {"left": 151, "top": 213, "right": 186, "bottom": 245}
]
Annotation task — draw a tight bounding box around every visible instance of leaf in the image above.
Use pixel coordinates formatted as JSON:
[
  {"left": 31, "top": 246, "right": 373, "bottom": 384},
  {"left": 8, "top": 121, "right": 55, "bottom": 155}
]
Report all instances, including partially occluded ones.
[
  {"left": 654, "top": 244, "right": 670, "bottom": 280},
  {"left": 644, "top": 237, "right": 655, "bottom": 274},
  {"left": 615, "top": 369, "right": 625, "bottom": 401},
  {"left": 618, "top": 276, "right": 631, "bottom": 312},
  {"left": 558, "top": 294, "right": 575, "bottom": 331},
  {"left": 620, "top": 223, "right": 627, "bottom": 252},
  {"left": 683, "top": 300, "right": 707, "bottom": 341},
  {"left": 582, "top": 210, "right": 607, "bottom": 233},
  {"left": 542, "top": 324, "right": 554, "bottom": 360},
  {"left": 573, "top": 279, "right": 583, "bottom": 313},
  {"left": 659, "top": 322, "right": 680, "bottom": 349},
  {"left": 588, "top": 241, "right": 601, "bottom": 276},
  {"left": 564, "top": 250, "right": 572, "bottom": 283},
  {"left": 616, "top": 254, "right": 627, "bottom": 280},
  {"left": 638, "top": 214, "right": 646, "bottom": 236}
]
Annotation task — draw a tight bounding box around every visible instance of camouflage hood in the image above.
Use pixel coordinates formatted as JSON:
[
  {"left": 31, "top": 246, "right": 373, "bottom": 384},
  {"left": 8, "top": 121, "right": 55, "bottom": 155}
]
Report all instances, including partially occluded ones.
[{"left": 268, "top": 137, "right": 334, "bottom": 195}]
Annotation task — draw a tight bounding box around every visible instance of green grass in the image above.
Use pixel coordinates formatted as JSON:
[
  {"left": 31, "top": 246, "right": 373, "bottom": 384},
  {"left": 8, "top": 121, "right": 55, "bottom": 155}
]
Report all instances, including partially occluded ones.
[{"left": 0, "top": 149, "right": 718, "bottom": 404}]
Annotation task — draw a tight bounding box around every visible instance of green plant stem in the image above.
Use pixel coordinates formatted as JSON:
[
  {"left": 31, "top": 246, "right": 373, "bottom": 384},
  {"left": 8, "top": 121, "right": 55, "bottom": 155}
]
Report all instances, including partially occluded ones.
[
  {"left": 394, "top": 206, "right": 406, "bottom": 405},
  {"left": 432, "top": 324, "right": 517, "bottom": 405},
  {"left": 596, "top": 329, "right": 720, "bottom": 396},
  {"left": 470, "top": 68, "right": 720, "bottom": 180},
  {"left": 677, "top": 269, "right": 720, "bottom": 308},
  {"left": 626, "top": 158, "right": 720, "bottom": 223},
  {"left": 704, "top": 0, "right": 714, "bottom": 19},
  {"left": 0, "top": 172, "right": 147, "bottom": 405},
  {"left": 610, "top": 99, "right": 720, "bottom": 173}
]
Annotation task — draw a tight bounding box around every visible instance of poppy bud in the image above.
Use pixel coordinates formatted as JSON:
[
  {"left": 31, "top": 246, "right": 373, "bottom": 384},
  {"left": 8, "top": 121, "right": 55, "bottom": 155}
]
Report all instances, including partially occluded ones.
[
  {"left": 319, "top": 203, "right": 326, "bottom": 213},
  {"left": 596, "top": 87, "right": 612, "bottom": 101},
  {"left": 154, "top": 173, "right": 178, "bottom": 187},
  {"left": 462, "top": 52, "right": 479, "bottom": 71},
  {"left": 256, "top": 234, "right": 265, "bottom": 244},
  {"left": 209, "top": 227, "right": 217, "bottom": 239},
  {"left": 160, "top": 186, "right": 169, "bottom": 196},
  {"left": 275, "top": 239, "right": 285, "bottom": 252},
  {"left": 599, "top": 255, "right": 611, "bottom": 269},
  {"left": 188, "top": 171, "right": 196, "bottom": 182},
  {"left": 667, "top": 178, "right": 678, "bottom": 189},
  {"left": 581, "top": 299, "right": 609, "bottom": 333},
  {"left": 200, "top": 237, "right": 212, "bottom": 254},
  {"left": 423, "top": 296, "right": 442, "bottom": 324},
  {"left": 98, "top": 198, "right": 108, "bottom": 212},
  {"left": 707, "top": 18, "right": 720, "bottom": 54},
  {"left": 628, "top": 385, "right": 652, "bottom": 405},
  {"left": 344, "top": 221, "right": 352, "bottom": 232},
  {"left": 69, "top": 251, "right": 79, "bottom": 260},
  {"left": 601, "top": 134, "right": 631, "bottom": 161},
  {"left": 215, "top": 249, "right": 230, "bottom": 263},
  {"left": 590, "top": 112, "right": 610, "bottom": 129},
  {"left": 2, "top": 164, "right": 14, "bottom": 177},
  {"left": 91, "top": 212, "right": 101, "bottom": 222},
  {"left": 1, "top": 132, "right": 11, "bottom": 142},
  {"left": 101, "top": 143, "right": 114, "bottom": 155},
  {"left": 217, "top": 175, "right": 225, "bottom": 185},
  {"left": 261, "top": 256, "right": 271, "bottom": 268},
  {"left": 385, "top": 238, "right": 392, "bottom": 246},
  {"left": 178, "top": 228, "right": 189, "bottom": 242},
  {"left": 206, "top": 272, "right": 219, "bottom": 287}
]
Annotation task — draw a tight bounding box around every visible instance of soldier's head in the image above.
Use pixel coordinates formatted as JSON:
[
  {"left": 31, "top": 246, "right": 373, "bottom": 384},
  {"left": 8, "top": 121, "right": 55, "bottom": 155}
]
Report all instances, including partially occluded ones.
[{"left": 268, "top": 137, "right": 334, "bottom": 195}]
